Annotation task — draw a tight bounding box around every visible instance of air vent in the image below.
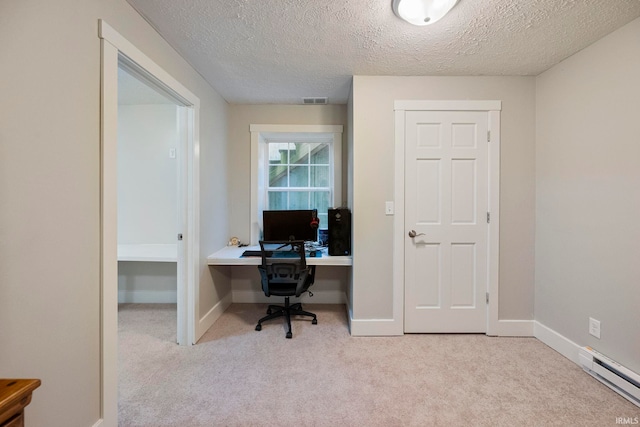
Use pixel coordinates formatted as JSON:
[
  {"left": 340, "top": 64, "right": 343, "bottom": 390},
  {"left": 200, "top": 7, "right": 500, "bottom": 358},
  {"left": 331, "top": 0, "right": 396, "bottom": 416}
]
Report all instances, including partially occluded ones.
[{"left": 302, "top": 97, "right": 328, "bottom": 105}]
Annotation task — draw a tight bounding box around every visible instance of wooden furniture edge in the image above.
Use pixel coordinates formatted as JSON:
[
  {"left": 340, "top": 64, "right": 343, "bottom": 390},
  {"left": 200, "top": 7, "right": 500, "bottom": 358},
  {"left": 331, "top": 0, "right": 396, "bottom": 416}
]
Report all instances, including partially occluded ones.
[{"left": 0, "top": 379, "right": 41, "bottom": 425}]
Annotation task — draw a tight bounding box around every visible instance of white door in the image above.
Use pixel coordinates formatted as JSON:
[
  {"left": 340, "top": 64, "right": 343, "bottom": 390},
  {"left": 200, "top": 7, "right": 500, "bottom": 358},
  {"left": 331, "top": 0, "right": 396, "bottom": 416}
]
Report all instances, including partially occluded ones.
[{"left": 404, "top": 110, "right": 489, "bottom": 333}]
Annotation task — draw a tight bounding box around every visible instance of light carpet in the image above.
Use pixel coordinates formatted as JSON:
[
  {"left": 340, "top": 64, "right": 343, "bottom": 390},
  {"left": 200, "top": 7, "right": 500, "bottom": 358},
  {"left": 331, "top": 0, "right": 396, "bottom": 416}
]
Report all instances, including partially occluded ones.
[{"left": 118, "top": 303, "right": 638, "bottom": 426}]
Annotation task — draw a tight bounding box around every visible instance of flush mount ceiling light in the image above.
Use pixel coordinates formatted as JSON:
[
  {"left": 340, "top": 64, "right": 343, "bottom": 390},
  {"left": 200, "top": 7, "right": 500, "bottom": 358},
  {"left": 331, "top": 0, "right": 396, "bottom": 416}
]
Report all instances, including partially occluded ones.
[{"left": 392, "top": 0, "right": 459, "bottom": 26}]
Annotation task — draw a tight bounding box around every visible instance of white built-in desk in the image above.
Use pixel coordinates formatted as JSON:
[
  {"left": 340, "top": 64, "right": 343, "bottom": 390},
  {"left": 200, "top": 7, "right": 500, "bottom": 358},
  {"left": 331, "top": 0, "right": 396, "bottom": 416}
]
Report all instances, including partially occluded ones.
[
  {"left": 118, "top": 244, "right": 177, "bottom": 262},
  {"left": 207, "top": 245, "right": 352, "bottom": 266},
  {"left": 208, "top": 245, "right": 350, "bottom": 305},
  {"left": 117, "top": 244, "right": 177, "bottom": 303}
]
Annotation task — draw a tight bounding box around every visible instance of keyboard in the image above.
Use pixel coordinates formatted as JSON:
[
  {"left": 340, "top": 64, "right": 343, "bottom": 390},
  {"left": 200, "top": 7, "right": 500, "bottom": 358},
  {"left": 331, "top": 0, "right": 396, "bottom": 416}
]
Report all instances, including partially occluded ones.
[{"left": 241, "top": 250, "right": 272, "bottom": 257}]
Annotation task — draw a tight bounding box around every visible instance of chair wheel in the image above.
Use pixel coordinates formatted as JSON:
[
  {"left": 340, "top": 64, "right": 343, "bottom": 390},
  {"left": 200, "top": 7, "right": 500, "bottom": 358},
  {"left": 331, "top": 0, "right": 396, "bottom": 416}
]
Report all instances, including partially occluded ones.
[
  {"left": 312, "top": 318, "right": 317, "bottom": 325},
  {"left": 286, "top": 332, "right": 292, "bottom": 339},
  {"left": 255, "top": 324, "right": 262, "bottom": 331}
]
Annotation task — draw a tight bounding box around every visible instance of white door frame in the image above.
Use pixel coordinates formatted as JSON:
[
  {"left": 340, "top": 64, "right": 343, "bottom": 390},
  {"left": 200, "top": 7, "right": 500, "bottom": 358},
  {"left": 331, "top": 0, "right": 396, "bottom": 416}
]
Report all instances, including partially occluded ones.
[
  {"left": 393, "top": 100, "right": 501, "bottom": 336},
  {"left": 99, "top": 20, "right": 200, "bottom": 426}
]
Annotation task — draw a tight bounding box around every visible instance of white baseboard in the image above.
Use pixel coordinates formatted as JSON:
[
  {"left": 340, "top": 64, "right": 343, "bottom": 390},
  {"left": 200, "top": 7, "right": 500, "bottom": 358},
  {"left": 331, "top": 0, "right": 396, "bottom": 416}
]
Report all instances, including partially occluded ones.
[
  {"left": 495, "top": 319, "right": 534, "bottom": 337},
  {"left": 349, "top": 317, "right": 403, "bottom": 336},
  {"left": 534, "top": 320, "right": 582, "bottom": 365},
  {"left": 231, "top": 290, "right": 346, "bottom": 304},
  {"left": 346, "top": 307, "right": 533, "bottom": 337},
  {"left": 348, "top": 318, "right": 531, "bottom": 337},
  {"left": 346, "top": 299, "right": 403, "bottom": 336},
  {"left": 196, "top": 292, "right": 232, "bottom": 342},
  {"left": 118, "top": 290, "right": 177, "bottom": 304}
]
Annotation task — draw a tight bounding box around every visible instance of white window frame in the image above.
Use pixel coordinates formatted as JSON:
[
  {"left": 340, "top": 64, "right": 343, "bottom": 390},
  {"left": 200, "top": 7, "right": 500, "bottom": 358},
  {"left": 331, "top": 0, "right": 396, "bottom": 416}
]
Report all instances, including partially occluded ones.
[{"left": 250, "top": 124, "right": 343, "bottom": 244}]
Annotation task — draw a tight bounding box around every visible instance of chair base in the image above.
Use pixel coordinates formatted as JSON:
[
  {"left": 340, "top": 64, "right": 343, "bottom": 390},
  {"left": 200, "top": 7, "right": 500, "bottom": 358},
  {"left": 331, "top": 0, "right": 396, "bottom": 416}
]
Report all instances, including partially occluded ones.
[{"left": 255, "top": 296, "right": 317, "bottom": 338}]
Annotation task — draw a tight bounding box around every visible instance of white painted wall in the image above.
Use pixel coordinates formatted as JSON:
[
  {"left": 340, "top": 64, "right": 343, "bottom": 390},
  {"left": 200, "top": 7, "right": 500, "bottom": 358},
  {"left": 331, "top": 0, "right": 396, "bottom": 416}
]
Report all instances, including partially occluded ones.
[
  {"left": 0, "top": 1, "right": 229, "bottom": 425},
  {"left": 117, "top": 104, "right": 178, "bottom": 245},
  {"left": 351, "top": 76, "right": 536, "bottom": 322},
  {"left": 535, "top": 17, "right": 640, "bottom": 374},
  {"left": 117, "top": 104, "right": 179, "bottom": 304},
  {"left": 118, "top": 261, "right": 177, "bottom": 303}
]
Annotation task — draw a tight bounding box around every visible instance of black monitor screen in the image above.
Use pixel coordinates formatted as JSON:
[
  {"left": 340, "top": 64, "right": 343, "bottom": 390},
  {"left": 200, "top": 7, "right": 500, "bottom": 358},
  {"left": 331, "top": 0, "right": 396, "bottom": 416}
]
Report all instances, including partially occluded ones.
[{"left": 263, "top": 210, "right": 318, "bottom": 242}]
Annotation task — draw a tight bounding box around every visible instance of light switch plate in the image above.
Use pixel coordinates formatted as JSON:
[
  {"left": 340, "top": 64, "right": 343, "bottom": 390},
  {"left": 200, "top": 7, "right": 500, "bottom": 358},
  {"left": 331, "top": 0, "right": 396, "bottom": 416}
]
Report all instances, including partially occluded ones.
[{"left": 385, "top": 201, "right": 394, "bottom": 215}]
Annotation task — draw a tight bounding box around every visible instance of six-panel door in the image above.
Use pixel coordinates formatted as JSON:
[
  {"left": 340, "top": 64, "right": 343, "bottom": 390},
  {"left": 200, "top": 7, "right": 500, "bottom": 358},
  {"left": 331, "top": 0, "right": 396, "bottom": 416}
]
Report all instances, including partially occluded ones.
[{"left": 404, "top": 110, "right": 489, "bottom": 333}]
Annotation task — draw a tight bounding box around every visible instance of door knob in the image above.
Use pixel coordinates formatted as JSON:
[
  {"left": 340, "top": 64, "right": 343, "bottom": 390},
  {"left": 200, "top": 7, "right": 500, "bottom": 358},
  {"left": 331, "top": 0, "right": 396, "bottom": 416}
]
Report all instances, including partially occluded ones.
[{"left": 408, "top": 230, "right": 425, "bottom": 238}]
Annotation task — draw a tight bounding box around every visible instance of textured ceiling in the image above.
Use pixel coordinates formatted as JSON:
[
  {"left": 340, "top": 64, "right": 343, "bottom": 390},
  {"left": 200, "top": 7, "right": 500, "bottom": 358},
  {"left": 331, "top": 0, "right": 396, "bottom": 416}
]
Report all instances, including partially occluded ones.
[{"left": 126, "top": 0, "right": 640, "bottom": 104}]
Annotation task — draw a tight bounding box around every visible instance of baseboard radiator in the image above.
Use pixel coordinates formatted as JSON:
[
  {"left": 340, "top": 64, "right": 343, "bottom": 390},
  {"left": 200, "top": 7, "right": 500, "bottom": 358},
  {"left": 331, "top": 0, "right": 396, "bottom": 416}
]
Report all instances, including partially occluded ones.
[{"left": 579, "top": 346, "right": 640, "bottom": 407}]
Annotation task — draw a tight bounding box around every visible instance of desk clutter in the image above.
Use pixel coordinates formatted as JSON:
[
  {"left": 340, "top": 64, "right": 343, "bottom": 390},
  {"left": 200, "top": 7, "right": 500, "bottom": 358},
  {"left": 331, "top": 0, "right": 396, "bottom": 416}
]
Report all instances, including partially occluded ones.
[
  {"left": 241, "top": 249, "right": 322, "bottom": 258},
  {"left": 207, "top": 245, "right": 351, "bottom": 266},
  {"left": 208, "top": 208, "right": 353, "bottom": 267}
]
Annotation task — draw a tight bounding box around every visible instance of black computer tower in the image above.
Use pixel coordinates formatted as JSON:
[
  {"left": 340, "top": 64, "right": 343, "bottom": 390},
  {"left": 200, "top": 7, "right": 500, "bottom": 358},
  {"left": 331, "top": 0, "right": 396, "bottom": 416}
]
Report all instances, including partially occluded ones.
[{"left": 328, "top": 208, "right": 351, "bottom": 256}]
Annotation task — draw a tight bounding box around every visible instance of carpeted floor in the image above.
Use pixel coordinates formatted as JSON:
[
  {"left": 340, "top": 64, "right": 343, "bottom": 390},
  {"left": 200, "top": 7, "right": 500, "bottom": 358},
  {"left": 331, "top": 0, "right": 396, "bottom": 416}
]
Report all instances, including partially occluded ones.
[{"left": 118, "top": 303, "right": 638, "bottom": 426}]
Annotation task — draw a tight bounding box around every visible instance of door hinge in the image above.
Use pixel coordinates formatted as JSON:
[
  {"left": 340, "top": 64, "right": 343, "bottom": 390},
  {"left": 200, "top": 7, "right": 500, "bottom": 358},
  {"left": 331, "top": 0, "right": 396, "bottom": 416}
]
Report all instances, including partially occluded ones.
[
  {"left": 487, "top": 130, "right": 491, "bottom": 142},
  {"left": 486, "top": 212, "right": 490, "bottom": 224},
  {"left": 178, "top": 233, "right": 183, "bottom": 241},
  {"left": 486, "top": 292, "right": 489, "bottom": 304}
]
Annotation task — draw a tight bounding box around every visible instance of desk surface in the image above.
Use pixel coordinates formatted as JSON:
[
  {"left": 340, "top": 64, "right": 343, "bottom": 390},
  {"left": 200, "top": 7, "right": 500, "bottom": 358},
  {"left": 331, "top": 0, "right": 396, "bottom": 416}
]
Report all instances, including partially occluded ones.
[
  {"left": 207, "top": 245, "right": 352, "bottom": 266},
  {"left": 118, "top": 244, "right": 177, "bottom": 262}
]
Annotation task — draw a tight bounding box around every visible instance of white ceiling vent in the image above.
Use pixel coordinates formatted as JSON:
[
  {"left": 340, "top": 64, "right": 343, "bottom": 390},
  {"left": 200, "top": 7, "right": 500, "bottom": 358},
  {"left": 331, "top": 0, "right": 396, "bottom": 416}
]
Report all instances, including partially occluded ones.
[{"left": 302, "top": 97, "right": 328, "bottom": 105}]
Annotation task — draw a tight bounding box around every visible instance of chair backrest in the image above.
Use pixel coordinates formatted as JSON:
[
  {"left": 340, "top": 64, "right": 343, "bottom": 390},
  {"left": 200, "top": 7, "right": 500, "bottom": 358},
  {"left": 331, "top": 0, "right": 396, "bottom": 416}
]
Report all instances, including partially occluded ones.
[{"left": 258, "top": 240, "right": 313, "bottom": 297}]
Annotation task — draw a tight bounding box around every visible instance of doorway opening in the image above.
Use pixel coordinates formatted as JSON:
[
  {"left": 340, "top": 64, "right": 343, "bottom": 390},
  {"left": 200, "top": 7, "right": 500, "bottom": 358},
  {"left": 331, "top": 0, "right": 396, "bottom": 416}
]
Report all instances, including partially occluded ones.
[
  {"left": 100, "top": 19, "right": 201, "bottom": 425},
  {"left": 116, "top": 63, "right": 182, "bottom": 341}
]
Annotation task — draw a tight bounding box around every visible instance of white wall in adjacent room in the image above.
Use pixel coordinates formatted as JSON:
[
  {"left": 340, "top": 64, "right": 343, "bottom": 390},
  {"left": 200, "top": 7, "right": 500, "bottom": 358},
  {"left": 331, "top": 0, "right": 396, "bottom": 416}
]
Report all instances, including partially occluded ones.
[{"left": 117, "top": 104, "right": 178, "bottom": 245}]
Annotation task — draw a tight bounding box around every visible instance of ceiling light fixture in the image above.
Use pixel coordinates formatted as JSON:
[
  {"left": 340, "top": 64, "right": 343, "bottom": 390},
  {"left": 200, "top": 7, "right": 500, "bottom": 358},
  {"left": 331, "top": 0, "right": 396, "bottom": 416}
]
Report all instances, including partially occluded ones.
[{"left": 392, "top": 0, "right": 459, "bottom": 26}]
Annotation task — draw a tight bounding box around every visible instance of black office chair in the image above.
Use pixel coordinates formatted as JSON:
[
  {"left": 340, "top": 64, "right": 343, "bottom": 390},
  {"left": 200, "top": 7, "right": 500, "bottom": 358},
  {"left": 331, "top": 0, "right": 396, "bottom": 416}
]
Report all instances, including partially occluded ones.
[{"left": 255, "top": 240, "right": 317, "bottom": 338}]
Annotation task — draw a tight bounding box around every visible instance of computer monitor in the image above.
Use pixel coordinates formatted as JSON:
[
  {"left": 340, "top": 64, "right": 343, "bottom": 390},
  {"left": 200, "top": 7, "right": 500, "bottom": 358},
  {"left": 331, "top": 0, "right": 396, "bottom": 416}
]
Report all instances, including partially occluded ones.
[{"left": 262, "top": 210, "right": 318, "bottom": 242}]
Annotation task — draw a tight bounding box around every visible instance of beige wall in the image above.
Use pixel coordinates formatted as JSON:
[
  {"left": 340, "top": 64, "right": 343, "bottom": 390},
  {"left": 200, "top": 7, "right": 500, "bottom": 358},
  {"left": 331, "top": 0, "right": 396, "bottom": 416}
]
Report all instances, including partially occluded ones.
[
  {"left": 227, "top": 104, "right": 348, "bottom": 242},
  {"left": 535, "top": 17, "right": 640, "bottom": 373},
  {"left": 351, "top": 76, "right": 536, "bottom": 321},
  {"left": 0, "top": 1, "right": 229, "bottom": 426}
]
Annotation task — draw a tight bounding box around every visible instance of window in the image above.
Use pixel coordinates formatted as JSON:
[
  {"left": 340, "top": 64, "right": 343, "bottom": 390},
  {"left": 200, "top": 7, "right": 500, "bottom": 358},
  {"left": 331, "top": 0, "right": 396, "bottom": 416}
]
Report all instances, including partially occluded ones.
[
  {"left": 250, "top": 125, "right": 343, "bottom": 244},
  {"left": 267, "top": 141, "right": 330, "bottom": 220}
]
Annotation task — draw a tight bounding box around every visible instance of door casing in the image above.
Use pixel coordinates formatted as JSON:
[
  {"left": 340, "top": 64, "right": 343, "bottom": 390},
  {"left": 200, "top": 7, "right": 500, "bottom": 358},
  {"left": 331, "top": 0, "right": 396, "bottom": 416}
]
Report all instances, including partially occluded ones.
[{"left": 99, "top": 19, "right": 201, "bottom": 426}]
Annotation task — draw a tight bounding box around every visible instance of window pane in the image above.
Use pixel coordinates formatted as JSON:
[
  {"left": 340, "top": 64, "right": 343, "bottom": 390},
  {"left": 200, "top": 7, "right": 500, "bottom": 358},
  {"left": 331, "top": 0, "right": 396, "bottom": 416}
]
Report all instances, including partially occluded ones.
[
  {"left": 310, "top": 165, "right": 329, "bottom": 187},
  {"left": 268, "top": 191, "right": 287, "bottom": 210},
  {"left": 311, "top": 191, "right": 330, "bottom": 213},
  {"left": 310, "top": 144, "right": 329, "bottom": 165},
  {"left": 289, "top": 192, "right": 310, "bottom": 209},
  {"left": 268, "top": 143, "right": 290, "bottom": 165},
  {"left": 317, "top": 213, "right": 328, "bottom": 230},
  {"left": 292, "top": 143, "right": 310, "bottom": 165},
  {"left": 289, "top": 165, "right": 309, "bottom": 187},
  {"left": 269, "top": 165, "right": 288, "bottom": 187},
  {"left": 312, "top": 191, "right": 330, "bottom": 229}
]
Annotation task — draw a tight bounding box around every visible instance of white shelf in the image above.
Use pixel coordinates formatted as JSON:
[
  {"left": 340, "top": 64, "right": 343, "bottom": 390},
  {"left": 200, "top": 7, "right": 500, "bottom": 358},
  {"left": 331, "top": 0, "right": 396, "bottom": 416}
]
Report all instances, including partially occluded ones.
[{"left": 117, "top": 244, "right": 177, "bottom": 262}]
